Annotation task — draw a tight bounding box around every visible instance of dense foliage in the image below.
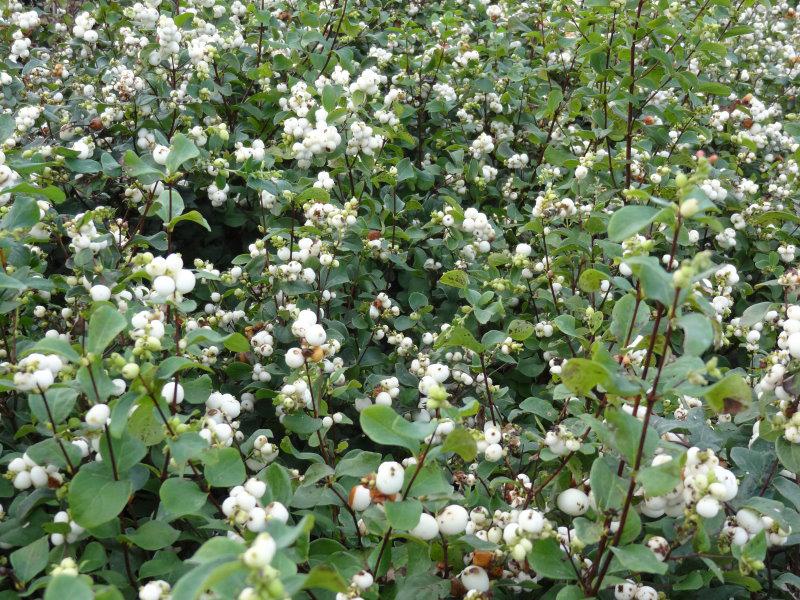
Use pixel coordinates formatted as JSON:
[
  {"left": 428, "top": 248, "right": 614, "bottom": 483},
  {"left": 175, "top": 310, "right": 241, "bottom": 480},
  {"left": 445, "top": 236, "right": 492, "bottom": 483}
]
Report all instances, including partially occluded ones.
[{"left": 0, "top": 0, "right": 800, "bottom": 598}]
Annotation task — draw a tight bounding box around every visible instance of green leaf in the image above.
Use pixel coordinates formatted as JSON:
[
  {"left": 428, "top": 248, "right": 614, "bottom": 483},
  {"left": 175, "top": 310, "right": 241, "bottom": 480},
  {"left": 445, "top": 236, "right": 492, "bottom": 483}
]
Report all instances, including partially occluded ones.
[
  {"left": 396, "top": 157, "right": 415, "bottom": 182},
  {"left": 527, "top": 538, "right": 577, "bottom": 580},
  {"left": 29, "top": 386, "right": 77, "bottom": 424},
  {"left": 222, "top": 332, "right": 250, "bottom": 353},
  {"left": 777, "top": 438, "right": 800, "bottom": 473},
  {"left": 160, "top": 478, "right": 208, "bottom": 518},
  {"left": 86, "top": 305, "right": 127, "bottom": 354},
  {"left": 155, "top": 187, "right": 184, "bottom": 222},
  {"left": 578, "top": 268, "right": 608, "bottom": 292},
  {"left": 605, "top": 407, "right": 657, "bottom": 465},
  {"left": 168, "top": 432, "right": 209, "bottom": 464},
  {"left": 123, "top": 150, "right": 165, "bottom": 183},
  {"left": 303, "top": 565, "right": 348, "bottom": 593},
  {"left": 166, "top": 133, "right": 200, "bottom": 173},
  {"left": 1, "top": 182, "right": 65, "bottom": 203},
  {"left": 739, "top": 302, "right": 773, "bottom": 328},
  {"left": 170, "top": 557, "right": 244, "bottom": 600},
  {"left": 10, "top": 535, "right": 48, "bottom": 582},
  {"left": 639, "top": 455, "right": 682, "bottom": 496},
  {"left": 0, "top": 272, "right": 27, "bottom": 291},
  {"left": 623, "top": 256, "right": 675, "bottom": 307},
  {"left": 321, "top": 85, "right": 342, "bottom": 112},
  {"left": 0, "top": 115, "right": 14, "bottom": 142},
  {"left": 590, "top": 458, "right": 626, "bottom": 510},
  {"left": 697, "top": 81, "right": 732, "bottom": 96},
  {"left": 1, "top": 196, "right": 39, "bottom": 230},
  {"left": 126, "top": 520, "right": 181, "bottom": 550},
  {"left": 69, "top": 462, "right": 132, "bottom": 529},
  {"left": 203, "top": 447, "right": 246, "bottom": 487},
  {"left": 169, "top": 210, "right": 211, "bottom": 232},
  {"left": 750, "top": 210, "right": 800, "bottom": 226},
  {"left": 560, "top": 358, "right": 610, "bottom": 395},
  {"left": 434, "top": 325, "right": 485, "bottom": 353},
  {"left": 703, "top": 373, "right": 751, "bottom": 414},
  {"left": 23, "top": 337, "right": 81, "bottom": 362},
  {"left": 439, "top": 269, "right": 468, "bottom": 289},
  {"left": 359, "top": 405, "right": 434, "bottom": 453},
  {"left": 45, "top": 575, "right": 94, "bottom": 600},
  {"left": 677, "top": 313, "right": 713, "bottom": 356},
  {"left": 508, "top": 319, "right": 535, "bottom": 341},
  {"left": 441, "top": 428, "right": 478, "bottom": 461},
  {"left": 385, "top": 499, "right": 423, "bottom": 530},
  {"left": 611, "top": 294, "right": 648, "bottom": 343},
  {"left": 610, "top": 544, "right": 668, "bottom": 574},
  {"left": 264, "top": 463, "right": 293, "bottom": 506},
  {"left": 27, "top": 437, "right": 83, "bottom": 470},
  {"left": 156, "top": 356, "right": 208, "bottom": 379},
  {"left": 335, "top": 451, "right": 381, "bottom": 477},
  {"left": 608, "top": 206, "right": 660, "bottom": 242}
]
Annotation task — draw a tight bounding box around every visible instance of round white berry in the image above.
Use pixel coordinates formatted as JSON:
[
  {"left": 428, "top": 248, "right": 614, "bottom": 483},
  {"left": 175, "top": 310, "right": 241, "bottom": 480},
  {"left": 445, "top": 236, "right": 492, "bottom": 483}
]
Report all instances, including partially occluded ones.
[
  {"left": 152, "top": 275, "right": 176, "bottom": 296},
  {"left": 351, "top": 570, "right": 374, "bottom": 590},
  {"left": 437, "top": 505, "right": 469, "bottom": 535},
  {"left": 90, "top": 284, "right": 112, "bottom": 302},
  {"left": 85, "top": 403, "right": 110, "bottom": 429},
  {"left": 459, "top": 566, "right": 490, "bottom": 593},
  {"left": 285, "top": 348, "right": 305, "bottom": 369},
  {"left": 305, "top": 324, "right": 327, "bottom": 346},
  {"left": 557, "top": 488, "right": 589, "bottom": 516},
  {"left": 349, "top": 485, "right": 371, "bottom": 511},
  {"left": 695, "top": 496, "right": 720, "bottom": 519},
  {"left": 410, "top": 512, "right": 439, "bottom": 540},
  {"left": 518, "top": 509, "right": 545, "bottom": 534},
  {"left": 484, "top": 443, "right": 503, "bottom": 462},
  {"left": 161, "top": 381, "right": 184, "bottom": 404},
  {"left": 375, "top": 461, "right": 404, "bottom": 495}
]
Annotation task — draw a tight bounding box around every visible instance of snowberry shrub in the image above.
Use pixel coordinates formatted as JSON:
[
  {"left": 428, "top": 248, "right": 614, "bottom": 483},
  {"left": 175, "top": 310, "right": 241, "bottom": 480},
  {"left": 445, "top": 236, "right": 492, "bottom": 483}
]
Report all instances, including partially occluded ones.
[{"left": 0, "top": 0, "right": 799, "bottom": 598}]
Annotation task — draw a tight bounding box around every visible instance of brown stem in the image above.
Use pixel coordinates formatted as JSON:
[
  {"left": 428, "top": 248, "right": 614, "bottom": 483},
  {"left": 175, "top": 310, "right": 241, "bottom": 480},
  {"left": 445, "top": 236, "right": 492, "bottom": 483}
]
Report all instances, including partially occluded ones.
[{"left": 38, "top": 386, "right": 75, "bottom": 474}]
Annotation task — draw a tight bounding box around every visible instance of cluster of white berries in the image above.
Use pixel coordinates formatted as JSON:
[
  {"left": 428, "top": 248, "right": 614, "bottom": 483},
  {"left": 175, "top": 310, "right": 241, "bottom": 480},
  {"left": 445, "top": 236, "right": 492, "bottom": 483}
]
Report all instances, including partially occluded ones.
[
  {"left": 208, "top": 182, "right": 231, "bottom": 207},
  {"left": 200, "top": 391, "right": 244, "bottom": 447},
  {"left": 346, "top": 119, "right": 384, "bottom": 158},
  {"left": 275, "top": 379, "right": 313, "bottom": 415},
  {"left": 50, "top": 511, "right": 85, "bottom": 545},
  {"left": 143, "top": 253, "right": 197, "bottom": 301},
  {"left": 544, "top": 425, "right": 582, "bottom": 456},
  {"left": 7, "top": 453, "right": 63, "bottom": 490},
  {"left": 355, "top": 376, "right": 399, "bottom": 411},
  {"left": 417, "top": 363, "right": 450, "bottom": 409},
  {"left": 245, "top": 434, "right": 280, "bottom": 470},
  {"left": 11, "top": 353, "right": 63, "bottom": 392},
  {"left": 222, "top": 478, "right": 289, "bottom": 532},
  {"left": 138, "top": 580, "right": 171, "bottom": 600},
  {"left": 130, "top": 309, "right": 166, "bottom": 354},
  {"left": 778, "top": 305, "right": 800, "bottom": 360},
  {"left": 460, "top": 207, "right": 496, "bottom": 257},
  {"left": 72, "top": 12, "right": 98, "bottom": 43},
  {"left": 722, "top": 507, "right": 789, "bottom": 548},
  {"left": 152, "top": 15, "right": 181, "bottom": 63},
  {"left": 470, "top": 133, "right": 495, "bottom": 159},
  {"left": 477, "top": 421, "right": 504, "bottom": 462},
  {"left": 85, "top": 403, "right": 111, "bottom": 429},
  {"left": 285, "top": 309, "right": 329, "bottom": 369},
  {"left": 640, "top": 448, "right": 738, "bottom": 519},
  {"left": 0, "top": 151, "right": 21, "bottom": 206},
  {"left": 251, "top": 329, "right": 275, "bottom": 357},
  {"left": 241, "top": 532, "right": 277, "bottom": 569},
  {"left": 335, "top": 570, "right": 375, "bottom": 600},
  {"left": 303, "top": 197, "right": 359, "bottom": 231},
  {"left": 284, "top": 105, "right": 342, "bottom": 169},
  {"left": 614, "top": 581, "right": 659, "bottom": 600}
]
